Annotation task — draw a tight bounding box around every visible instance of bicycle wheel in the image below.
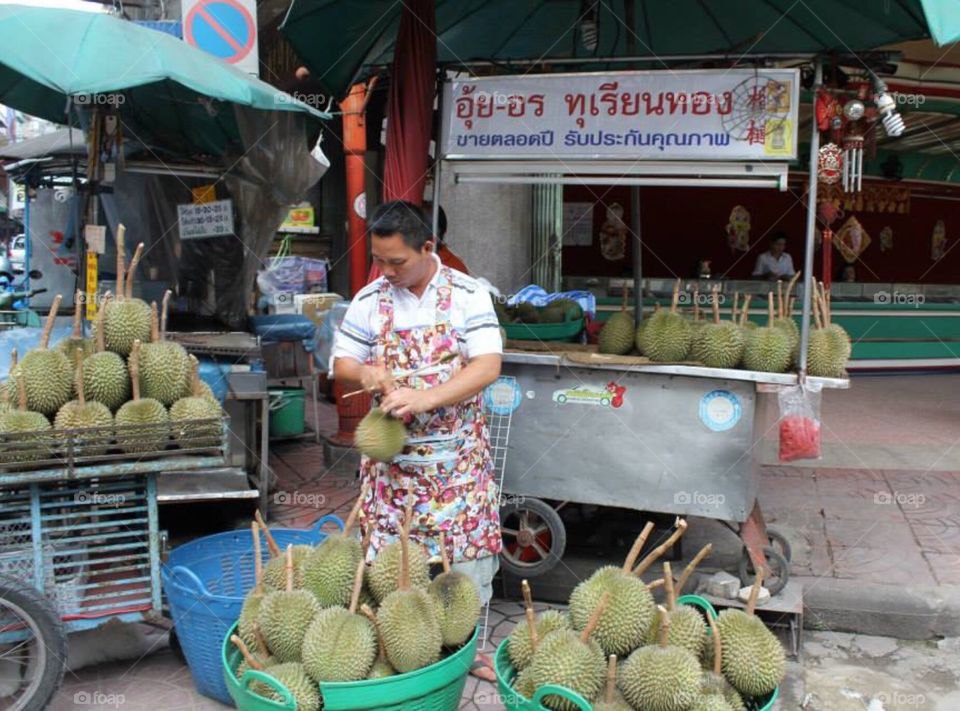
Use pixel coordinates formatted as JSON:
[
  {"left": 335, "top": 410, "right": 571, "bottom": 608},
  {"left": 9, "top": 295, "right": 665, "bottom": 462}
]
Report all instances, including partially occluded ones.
[{"left": 0, "top": 574, "right": 67, "bottom": 711}]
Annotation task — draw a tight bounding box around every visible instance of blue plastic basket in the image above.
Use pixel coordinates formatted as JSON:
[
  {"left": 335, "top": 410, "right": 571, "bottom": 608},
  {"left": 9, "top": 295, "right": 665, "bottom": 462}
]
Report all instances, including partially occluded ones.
[{"left": 161, "top": 515, "right": 344, "bottom": 704}]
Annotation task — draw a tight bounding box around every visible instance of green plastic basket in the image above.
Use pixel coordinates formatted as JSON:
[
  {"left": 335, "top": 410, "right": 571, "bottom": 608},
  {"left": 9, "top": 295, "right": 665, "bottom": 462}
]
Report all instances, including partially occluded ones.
[
  {"left": 502, "top": 317, "right": 584, "bottom": 343},
  {"left": 222, "top": 622, "right": 477, "bottom": 711},
  {"left": 493, "top": 598, "right": 780, "bottom": 711}
]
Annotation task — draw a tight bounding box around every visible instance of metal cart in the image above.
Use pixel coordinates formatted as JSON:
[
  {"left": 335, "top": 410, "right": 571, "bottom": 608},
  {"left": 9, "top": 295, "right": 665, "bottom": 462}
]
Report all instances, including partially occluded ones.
[
  {"left": 0, "top": 416, "right": 229, "bottom": 711},
  {"left": 495, "top": 352, "right": 848, "bottom": 594}
]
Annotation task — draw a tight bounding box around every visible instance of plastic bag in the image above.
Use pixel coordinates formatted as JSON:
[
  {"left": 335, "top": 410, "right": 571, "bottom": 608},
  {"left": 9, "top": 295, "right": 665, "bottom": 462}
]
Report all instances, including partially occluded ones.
[
  {"left": 506, "top": 284, "right": 597, "bottom": 317},
  {"left": 778, "top": 381, "right": 823, "bottom": 462},
  {"left": 256, "top": 256, "right": 329, "bottom": 296}
]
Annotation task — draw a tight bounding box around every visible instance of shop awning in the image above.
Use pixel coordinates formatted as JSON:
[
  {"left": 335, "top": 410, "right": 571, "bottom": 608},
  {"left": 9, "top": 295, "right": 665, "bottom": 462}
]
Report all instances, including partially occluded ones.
[
  {"left": 282, "top": 0, "right": 938, "bottom": 99},
  {"left": 0, "top": 5, "right": 328, "bottom": 156},
  {"left": 920, "top": 0, "right": 960, "bottom": 45}
]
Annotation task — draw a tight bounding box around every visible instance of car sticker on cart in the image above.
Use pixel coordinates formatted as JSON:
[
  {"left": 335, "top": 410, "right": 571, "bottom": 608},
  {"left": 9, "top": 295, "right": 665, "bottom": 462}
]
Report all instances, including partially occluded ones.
[
  {"left": 484, "top": 376, "right": 523, "bottom": 415},
  {"left": 699, "top": 389, "right": 742, "bottom": 431},
  {"left": 551, "top": 381, "right": 626, "bottom": 408}
]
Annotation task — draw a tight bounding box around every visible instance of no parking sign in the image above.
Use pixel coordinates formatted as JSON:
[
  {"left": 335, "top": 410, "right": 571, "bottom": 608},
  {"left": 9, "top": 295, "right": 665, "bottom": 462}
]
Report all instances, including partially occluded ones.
[{"left": 182, "top": 0, "right": 259, "bottom": 76}]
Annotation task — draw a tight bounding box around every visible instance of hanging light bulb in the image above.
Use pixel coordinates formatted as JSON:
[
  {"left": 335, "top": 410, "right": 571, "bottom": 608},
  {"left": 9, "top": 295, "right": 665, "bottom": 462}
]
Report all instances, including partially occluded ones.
[{"left": 871, "top": 76, "right": 905, "bottom": 137}]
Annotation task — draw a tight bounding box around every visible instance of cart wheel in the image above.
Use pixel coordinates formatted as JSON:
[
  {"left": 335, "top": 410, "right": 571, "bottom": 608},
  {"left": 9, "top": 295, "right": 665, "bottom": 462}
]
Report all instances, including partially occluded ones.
[
  {"left": 0, "top": 575, "right": 67, "bottom": 711},
  {"left": 738, "top": 546, "right": 790, "bottom": 597},
  {"left": 499, "top": 498, "right": 566, "bottom": 578},
  {"left": 765, "top": 528, "right": 793, "bottom": 563}
]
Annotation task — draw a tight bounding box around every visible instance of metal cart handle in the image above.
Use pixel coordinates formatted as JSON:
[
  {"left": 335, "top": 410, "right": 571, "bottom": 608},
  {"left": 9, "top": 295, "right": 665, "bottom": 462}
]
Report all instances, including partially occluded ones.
[
  {"left": 166, "top": 565, "right": 211, "bottom": 599},
  {"left": 531, "top": 684, "right": 593, "bottom": 710},
  {"left": 241, "top": 669, "right": 296, "bottom": 710}
]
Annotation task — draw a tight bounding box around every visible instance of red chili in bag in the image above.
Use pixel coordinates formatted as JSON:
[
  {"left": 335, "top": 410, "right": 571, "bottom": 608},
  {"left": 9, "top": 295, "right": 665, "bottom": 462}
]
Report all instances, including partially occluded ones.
[{"left": 779, "top": 415, "right": 821, "bottom": 461}]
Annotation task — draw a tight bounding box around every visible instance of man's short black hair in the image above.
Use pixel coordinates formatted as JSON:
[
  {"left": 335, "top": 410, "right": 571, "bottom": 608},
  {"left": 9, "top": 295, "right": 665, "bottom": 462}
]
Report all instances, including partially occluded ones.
[
  {"left": 770, "top": 232, "right": 787, "bottom": 244},
  {"left": 421, "top": 203, "right": 448, "bottom": 242},
  {"left": 368, "top": 200, "right": 431, "bottom": 251}
]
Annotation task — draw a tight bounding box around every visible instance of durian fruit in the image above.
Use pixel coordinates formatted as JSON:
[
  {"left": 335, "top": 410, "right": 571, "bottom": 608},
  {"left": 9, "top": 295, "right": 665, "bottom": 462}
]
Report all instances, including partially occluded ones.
[
  {"left": 507, "top": 579, "right": 570, "bottom": 672},
  {"left": 636, "top": 304, "right": 664, "bottom": 355},
  {"left": 55, "top": 290, "right": 96, "bottom": 363},
  {"left": 257, "top": 545, "right": 322, "bottom": 663},
  {"left": 515, "top": 302, "right": 540, "bottom": 324},
  {"left": 15, "top": 294, "right": 73, "bottom": 417},
  {"left": 138, "top": 292, "right": 191, "bottom": 406},
  {"left": 644, "top": 281, "right": 694, "bottom": 362},
  {"left": 553, "top": 298, "right": 584, "bottom": 321},
  {"left": 302, "top": 554, "right": 377, "bottom": 682},
  {"left": 807, "top": 281, "right": 850, "bottom": 378},
  {"left": 570, "top": 519, "right": 688, "bottom": 657},
  {"left": 773, "top": 278, "right": 800, "bottom": 354},
  {"left": 599, "top": 290, "right": 634, "bottom": 355},
  {"left": 102, "top": 234, "right": 152, "bottom": 357},
  {"left": 238, "top": 521, "right": 269, "bottom": 655},
  {"left": 360, "top": 603, "right": 397, "bottom": 679},
  {"left": 643, "top": 561, "right": 705, "bottom": 657},
  {"left": 700, "top": 610, "right": 746, "bottom": 711},
  {"left": 593, "top": 654, "right": 631, "bottom": 711},
  {"left": 692, "top": 287, "right": 744, "bottom": 369},
  {"left": 527, "top": 591, "right": 608, "bottom": 711},
  {"left": 428, "top": 530, "right": 481, "bottom": 647},
  {"left": 514, "top": 665, "right": 537, "bottom": 699},
  {"left": 114, "top": 340, "right": 169, "bottom": 453},
  {"left": 692, "top": 695, "right": 738, "bottom": 711},
  {"left": 0, "top": 349, "right": 18, "bottom": 417},
  {"left": 302, "top": 488, "right": 367, "bottom": 606},
  {"left": 255, "top": 512, "right": 311, "bottom": 591},
  {"left": 54, "top": 351, "right": 113, "bottom": 455},
  {"left": 377, "top": 502, "right": 443, "bottom": 673},
  {"left": 494, "top": 300, "right": 512, "bottom": 325},
  {"left": 232, "top": 637, "right": 319, "bottom": 711},
  {"left": 81, "top": 293, "right": 131, "bottom": 412},
  {"left": 716, "top": 570, "right": 785, "bottom": 698},
  {"left": 230, "top": 634, "right": 276, "bottom": 684},
  {"left": 741, "top": 294, "right": 792, "bottom": 373},
  {"left": 170, "top": 355, "right": 221, "bottom": 447},
  {"left": 0, "top": 371, "right": 52, "bottom": 463},
  {"left": 539, "top": 304, "right": 566, "bottom": 324},
  {"left": 367, "top": 520, "right": 431, "bottom": 603},
  {"left": 355, "top": 407, "right": 407, "bottom": 462},
  {"left": 619, "top": 605, "right": 703, "bottom": 711}
]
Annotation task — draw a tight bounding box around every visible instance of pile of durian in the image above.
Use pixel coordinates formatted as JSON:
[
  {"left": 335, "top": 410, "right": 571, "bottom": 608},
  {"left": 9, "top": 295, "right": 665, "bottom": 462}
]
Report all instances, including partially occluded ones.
[
  {"left": 495, "top": 299, "right": 584, "bottom": 326},
  {"left": 0, "top": 236, "right": 220, "bottom": 463},
  {"left": 598, "top": 277, "right": 850, "bottom": 377},
  {"left": 505, "top": 519, "right": 786, "bottom": 710},
  {"left": 231, "top": 497, "right": 481, "bottom": 711}
]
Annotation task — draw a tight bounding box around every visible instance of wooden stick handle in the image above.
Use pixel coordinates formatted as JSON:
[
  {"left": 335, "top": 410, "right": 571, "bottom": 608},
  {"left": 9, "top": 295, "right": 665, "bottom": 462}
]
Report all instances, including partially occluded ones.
[
  {"left": 230, "top": 635, "right": 264, "bottom": 671},
  {"left": 581, "top": 591, "right": 610, "bottom": 643},
  {"left": 40, "top": 294, "right": 62, "bottom": 349},
  {"left": 284, "top": 544, "right": 294, "bottom": 593},
  {"left": 646, "top": 578, "right": 664, "bottom": 590},
  {"left": 739, "top": 295, "right": 752, "bottom": 327},
  {"left": 129, "top": 339, "right": 142, "bottom": 401},
  {"left": 116, "top": 224, "right": 126, "bottom": 298},
  {"left": 521, "top": 579, "right": 538, "bottom": 651},
  {"left": 632, "top": 518, "right": 688, "bottom": 576},
  {"left": 73, "top": 289, "right": 83, "bottom": 337},
  {"left": 161, "top": 289, "right": 172, "bottom": 339},
  {"left": 125, "top": 242, "right": 144, "bottom": 299},
  {"left": 252, "top": 521, "right": 263, "bottom": 594},
  {"left": 663, "top": 561, "right": 676, "bottom": 611},
  {"left": 348, "top": 554, "right": 366, "bottom": 613},
  {"left": 622, "top": 521, "right": 655, "bottom": 572},
  {"left": 747, "top": 566, "right": 764, "bottom": 616},
  {"left": 707, "top": 609, "right": 723, "bottom": 675},
  {"left": 656, "top": 605, "right": 671, "bottom": 648},
  {"left": 254, "top": 510, "right": 281, "bottom": 557},
  {"left": 605, "top": 655, "right": 617, "bottom": 704},
  {"left": 674, "top": 543, "right": 713, "bottom": 597},
  {"left": 343, "top": 483, "right": 369, "bottom": 533}
]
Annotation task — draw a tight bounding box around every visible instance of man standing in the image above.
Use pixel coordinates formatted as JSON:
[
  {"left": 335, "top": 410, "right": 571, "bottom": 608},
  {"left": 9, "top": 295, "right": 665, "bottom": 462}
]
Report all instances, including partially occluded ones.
[
  {"left": 331, "top": 200, "right": 502, "bottom": 676},
  {"left": 752, "top": 233, "right": 796, "bottom": 280}
]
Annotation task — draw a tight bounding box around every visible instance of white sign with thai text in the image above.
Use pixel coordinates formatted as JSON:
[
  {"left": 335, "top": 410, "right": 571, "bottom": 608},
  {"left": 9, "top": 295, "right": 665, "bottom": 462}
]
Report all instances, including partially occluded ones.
[
  {"left": 441, "top": 69, "right": 800, "bottom": 161},
  {"left": 177, "top": 199, "right": 234, "bottom": 240}
]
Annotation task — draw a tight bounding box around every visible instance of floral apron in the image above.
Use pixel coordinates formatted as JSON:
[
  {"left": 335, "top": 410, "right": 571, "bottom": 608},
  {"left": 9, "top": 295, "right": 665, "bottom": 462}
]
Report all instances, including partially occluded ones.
[{"left": 359, "top": 267, "right": 502, "bottom": 565}]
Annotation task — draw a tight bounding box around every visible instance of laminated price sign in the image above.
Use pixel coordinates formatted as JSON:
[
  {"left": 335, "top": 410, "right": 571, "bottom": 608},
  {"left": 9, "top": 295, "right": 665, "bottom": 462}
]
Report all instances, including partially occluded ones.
[{"left": 177, "top": 199, "right": 234, "bottom": 240}]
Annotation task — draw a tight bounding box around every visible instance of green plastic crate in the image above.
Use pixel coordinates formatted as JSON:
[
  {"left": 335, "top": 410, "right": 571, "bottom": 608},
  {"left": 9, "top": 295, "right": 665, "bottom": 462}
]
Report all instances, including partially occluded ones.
[
  {"left": 493, "top": 596, "right": 779, "bottom": 711},
  {"left": 222, "top": 622, "right": 477, "bottom": 711},
  {"left": 502, "top": 317, "right": 584, "bottom": 343}
]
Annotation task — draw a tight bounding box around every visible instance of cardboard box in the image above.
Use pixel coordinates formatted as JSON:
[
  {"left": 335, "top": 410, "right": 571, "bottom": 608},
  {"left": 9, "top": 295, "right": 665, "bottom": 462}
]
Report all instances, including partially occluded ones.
[{"left": 296, "top": 292, "right": 344, "bottom": 325}]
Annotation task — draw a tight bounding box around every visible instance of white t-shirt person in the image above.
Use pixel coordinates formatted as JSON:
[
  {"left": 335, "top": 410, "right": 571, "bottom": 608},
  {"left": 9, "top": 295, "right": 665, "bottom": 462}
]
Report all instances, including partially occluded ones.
[{"left": 752, "top": 236, "right": 795, "bottom": 279}]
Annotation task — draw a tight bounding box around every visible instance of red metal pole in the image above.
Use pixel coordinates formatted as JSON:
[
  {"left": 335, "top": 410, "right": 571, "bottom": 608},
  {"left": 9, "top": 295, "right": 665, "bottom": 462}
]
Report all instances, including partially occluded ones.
[{"left": 341, "top": 82, "right": 369, "bottom": 298}]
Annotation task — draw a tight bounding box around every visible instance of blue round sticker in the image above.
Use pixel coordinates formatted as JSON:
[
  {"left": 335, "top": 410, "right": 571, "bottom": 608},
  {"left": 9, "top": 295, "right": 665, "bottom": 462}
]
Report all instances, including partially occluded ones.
[
  {"left": 484, "top": 377, "right": 522, "bottom": 415},
  {"left": 699, "top": 389, "right": 741, "bottom": 432}
]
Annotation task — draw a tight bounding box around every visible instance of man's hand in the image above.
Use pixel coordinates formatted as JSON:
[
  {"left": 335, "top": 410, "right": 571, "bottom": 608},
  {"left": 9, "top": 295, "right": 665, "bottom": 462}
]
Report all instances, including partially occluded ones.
[
  {"left": 360, "top": 364, "right": 395, "bottom": 395},
  {"left": 380, "top": 387, "right": 436, "bottom": 418}
]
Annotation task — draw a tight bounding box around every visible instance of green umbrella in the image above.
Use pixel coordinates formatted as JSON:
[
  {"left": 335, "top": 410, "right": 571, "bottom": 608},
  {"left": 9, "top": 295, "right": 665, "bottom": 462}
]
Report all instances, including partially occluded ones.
[
  {"left": 282, "top": 0, "right": 940, "bottom": 99},
  {"left": 0, "top": 5, "right": 327, "bottom": 155}
]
